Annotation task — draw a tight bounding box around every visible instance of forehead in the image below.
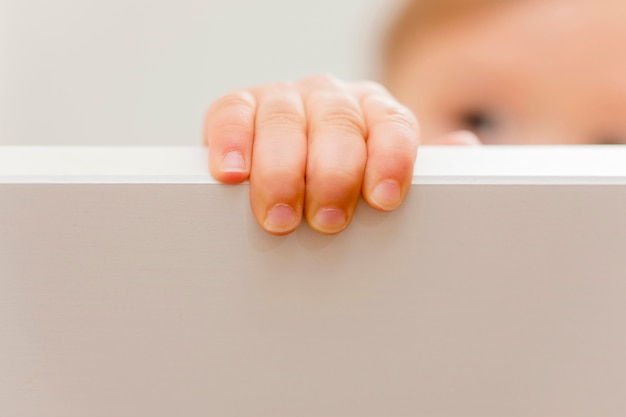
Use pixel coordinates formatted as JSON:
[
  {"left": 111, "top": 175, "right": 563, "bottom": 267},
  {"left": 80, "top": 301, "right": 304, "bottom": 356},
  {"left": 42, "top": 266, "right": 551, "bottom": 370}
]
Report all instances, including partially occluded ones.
[{"left": 401, "top": 0, "right": 626, "bottom": 105}]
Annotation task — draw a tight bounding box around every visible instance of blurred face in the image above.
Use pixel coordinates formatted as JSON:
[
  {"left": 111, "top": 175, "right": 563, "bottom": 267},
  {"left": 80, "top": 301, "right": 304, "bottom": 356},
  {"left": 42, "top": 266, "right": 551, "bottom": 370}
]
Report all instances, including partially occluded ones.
[{"left": 387, "top": 0, "right": 626, "bottom": 145}]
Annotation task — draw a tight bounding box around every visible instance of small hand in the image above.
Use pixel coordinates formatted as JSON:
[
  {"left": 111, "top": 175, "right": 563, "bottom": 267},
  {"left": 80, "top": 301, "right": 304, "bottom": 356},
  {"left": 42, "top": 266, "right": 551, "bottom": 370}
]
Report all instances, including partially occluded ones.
[{"left": 204, "top": 74, "right": 420, "bottom": 235}]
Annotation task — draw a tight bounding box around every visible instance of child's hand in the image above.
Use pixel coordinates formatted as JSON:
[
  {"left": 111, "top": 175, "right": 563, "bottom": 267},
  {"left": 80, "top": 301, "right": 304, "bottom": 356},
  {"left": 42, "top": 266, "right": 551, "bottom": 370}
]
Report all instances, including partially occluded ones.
[{"left": 203, "top": 75, "right": 419, "bottom": 235}]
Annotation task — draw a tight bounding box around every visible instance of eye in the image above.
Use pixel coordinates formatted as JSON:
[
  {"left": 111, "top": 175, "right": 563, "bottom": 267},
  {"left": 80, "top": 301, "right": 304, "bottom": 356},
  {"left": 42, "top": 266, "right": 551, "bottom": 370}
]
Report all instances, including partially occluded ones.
[
  {"left": 460, "top": 110, "right": 497, "bottom": 133},
  {"left": 596, "top": 136, "right": 626, "bottom": 145}
]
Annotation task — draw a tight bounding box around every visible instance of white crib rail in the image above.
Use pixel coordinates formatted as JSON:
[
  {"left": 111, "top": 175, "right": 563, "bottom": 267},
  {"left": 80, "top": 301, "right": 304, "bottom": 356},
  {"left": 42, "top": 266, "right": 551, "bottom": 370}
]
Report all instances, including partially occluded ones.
[{"left": 1, "top": 146, "right": 626, "bottom": 417}]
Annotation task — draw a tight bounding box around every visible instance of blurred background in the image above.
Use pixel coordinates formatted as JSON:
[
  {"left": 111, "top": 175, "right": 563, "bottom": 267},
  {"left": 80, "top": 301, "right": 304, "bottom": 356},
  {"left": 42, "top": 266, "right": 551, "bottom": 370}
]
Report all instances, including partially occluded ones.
[{"left": 0, "top": 0, "right": 397, "bottom": 146}]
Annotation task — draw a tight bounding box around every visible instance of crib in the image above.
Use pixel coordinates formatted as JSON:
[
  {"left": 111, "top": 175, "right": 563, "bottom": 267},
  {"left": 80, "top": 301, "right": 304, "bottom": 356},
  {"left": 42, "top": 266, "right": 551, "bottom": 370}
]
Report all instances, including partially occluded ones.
[{"left": 2, "top": 146, "right": 625, "bottom": 416}]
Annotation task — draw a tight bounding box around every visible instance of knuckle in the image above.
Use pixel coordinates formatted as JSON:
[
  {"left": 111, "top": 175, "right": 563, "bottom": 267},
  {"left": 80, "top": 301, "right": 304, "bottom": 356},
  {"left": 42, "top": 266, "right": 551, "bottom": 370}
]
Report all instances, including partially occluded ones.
[
  {"left": 367, "top": 153, "right": 414, "bottom": 181},
  {"left": 370, "top": 142, "right": 417, "bottom": 176},
  {"left": 212, "top": 119, "right": 251, "bottom": 141},
  {"left": 254, "top": 167, "right": 302, "bottom": 183},
  {"left": 252, "top": 169, "right": 305, "bottom": 196},
  {"left": 257, "top": 109, "right": 306, "bottom": 131},
  {"left": 206, "top": 92, "right": 256, "bottom": 140},
  {"left": 385, "top": 108, "right": 419, "bottom": 135},
  {"left": 311, "top": 168, "right": 363, "bottom": 201},
  {"left": 318, "top": 109, "right": 365, "bottom": 136},
  {"left": 387, "top": 154, "right": 415, "bottom": 173},
  {"left": 324, "top": 166, "right": 362, "bottom": 185},
  {"left": 256, "top": 87, "right": 306, "bottom": 131},
  {"left": 369, "top": 97, "right": 419, "bottom": 133},
  {"left": 309, "top": 93, "right": 366, "bottom": 136},
  {"left": 211, "top": 91, "right": 256, "bottom": 114}
]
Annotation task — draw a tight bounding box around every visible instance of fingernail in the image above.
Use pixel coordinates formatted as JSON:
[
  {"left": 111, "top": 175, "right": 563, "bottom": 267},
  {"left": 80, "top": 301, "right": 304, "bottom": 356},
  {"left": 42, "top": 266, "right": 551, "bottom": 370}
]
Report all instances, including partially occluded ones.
[
  {"left": 371, "top": 180, "right": 402, "bottom": 210},
  {"left": 264, "top": 204, "right": 298, "bottom": 234},
  {"left": 312, "top": 207, "right": 347, "bottom": 233},
  {"left": 221, "top": 150, "right": 246, "bottom": 173}
]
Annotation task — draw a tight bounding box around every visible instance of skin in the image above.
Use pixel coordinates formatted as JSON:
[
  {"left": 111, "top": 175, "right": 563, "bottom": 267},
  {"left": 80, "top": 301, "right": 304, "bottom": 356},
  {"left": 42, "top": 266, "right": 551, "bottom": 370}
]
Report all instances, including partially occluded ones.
[
  {"left": 388, "top": 0, "right": 626, "bottom": 145},
  {"left": 204, "top": 76, "right": 420, "bottom": 236},
  {"left": 204, "top": 0, "right": 626, "bottom": 235}
]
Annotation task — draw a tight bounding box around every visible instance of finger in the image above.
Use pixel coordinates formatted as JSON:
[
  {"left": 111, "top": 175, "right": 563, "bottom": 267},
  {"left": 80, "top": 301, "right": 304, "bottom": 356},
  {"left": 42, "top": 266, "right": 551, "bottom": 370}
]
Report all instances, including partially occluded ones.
[
  {"left": 436, "top": 130, "right": 483, "bottom": 146},
  {"left": 357, "top": 88, "right": 420, "bottom": 211},
  {"left": 249, "top": 83, "right": 307, "bottom": 236},
  {"left": 204, "top": 91, "right": 256, "bottom": 183},
  {"left": 304, "top": 89, "right": 368, "bottom": 234}
]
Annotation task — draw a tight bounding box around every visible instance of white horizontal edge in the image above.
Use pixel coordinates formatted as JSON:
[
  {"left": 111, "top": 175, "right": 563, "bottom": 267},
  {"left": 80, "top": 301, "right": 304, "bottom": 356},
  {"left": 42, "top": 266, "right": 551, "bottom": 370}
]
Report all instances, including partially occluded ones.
[{"left": 1, "top": 145, "right": 626, "bottom": 185}]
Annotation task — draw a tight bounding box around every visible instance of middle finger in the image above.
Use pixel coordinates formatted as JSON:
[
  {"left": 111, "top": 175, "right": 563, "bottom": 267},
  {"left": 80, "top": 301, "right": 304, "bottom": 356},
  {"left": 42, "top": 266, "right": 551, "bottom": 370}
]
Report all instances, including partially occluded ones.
[{"left": 304, "top": 89, "right": 368, "bottom": 234}]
